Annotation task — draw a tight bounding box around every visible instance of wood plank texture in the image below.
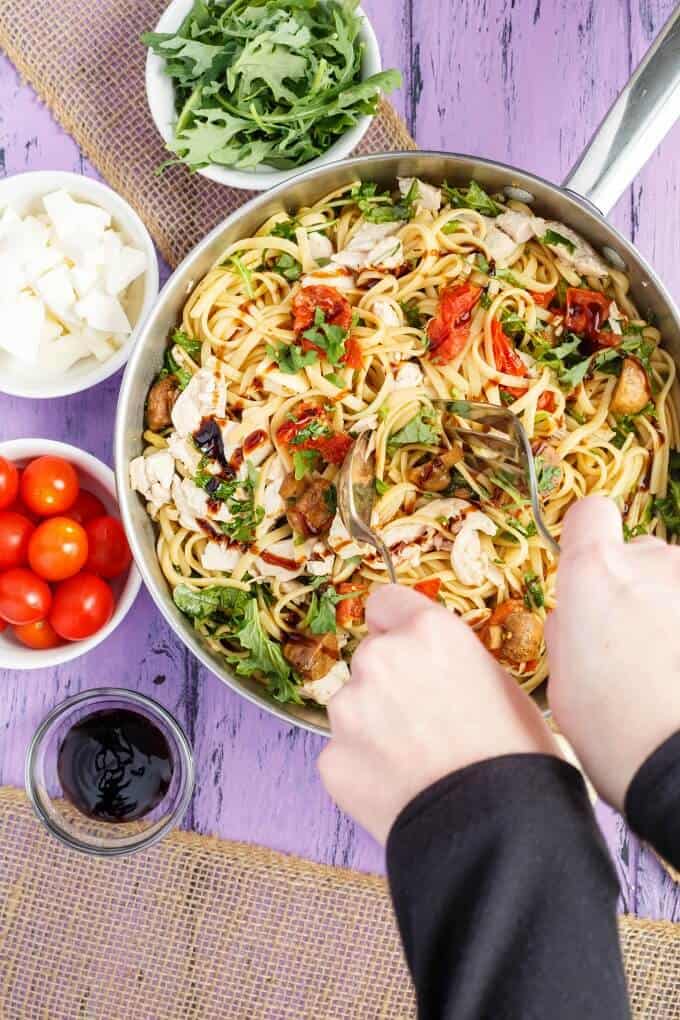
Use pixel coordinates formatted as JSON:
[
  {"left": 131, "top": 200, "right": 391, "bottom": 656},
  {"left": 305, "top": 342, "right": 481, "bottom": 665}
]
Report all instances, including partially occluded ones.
[{"left": 1, "top": 0, "right": 679, "bottom": 914}]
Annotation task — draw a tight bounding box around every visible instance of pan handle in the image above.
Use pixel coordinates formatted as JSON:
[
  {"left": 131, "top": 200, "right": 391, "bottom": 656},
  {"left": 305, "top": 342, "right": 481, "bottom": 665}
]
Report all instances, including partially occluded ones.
[{"left": 563, "top": 6, "right": 680, "bottom": 215}]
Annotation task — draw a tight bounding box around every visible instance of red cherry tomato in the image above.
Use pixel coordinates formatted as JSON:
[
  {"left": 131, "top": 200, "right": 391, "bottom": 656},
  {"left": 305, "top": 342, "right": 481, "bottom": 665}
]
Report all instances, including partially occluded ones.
[
  {"left": 0, "top": 568, "right": 52, "bottom": 625},
  {"left": 49, "top": 573, "right": 114, "bottom": 641},
  {"left": 292, "top": 285, "right": 353, "bottom": 336},
  {"left": 0, "top": 512, "right": 35, "bottom": 570},
  {"left": 84, "top": 516, "right": 132, "bottom": 579},
  {"left": 413, "top": 578, "right": 442, "bottom": 601},
  {"left": 20, "top": 456, "right": 79, "bottom": 517},
  {"left": 0, "top": 458, "right": 19, "bottom": 510},
  {"left": 28, "top": 517, "right": 89, "bottom": 582},
  {"left": 0, "top": 618, "right": 6, "bottom": 633},
  {"left": 427, "top": 284, "right": 481, "bottom": 364},
  {"left": 14, "top": 618, "right": 63, "bottom": 650},
  {"left": 68, "top": 489, "right": 106, "bottom": 526}
]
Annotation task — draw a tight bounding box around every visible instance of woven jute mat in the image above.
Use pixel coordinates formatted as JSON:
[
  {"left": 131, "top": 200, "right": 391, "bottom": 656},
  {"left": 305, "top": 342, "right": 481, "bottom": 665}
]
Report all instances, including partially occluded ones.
[
  {"left": 0, "top": 0, "right": 415, "bottom": 268},
  {"left": 0, "top": 788, "right": 679, "bottom": 1019}
]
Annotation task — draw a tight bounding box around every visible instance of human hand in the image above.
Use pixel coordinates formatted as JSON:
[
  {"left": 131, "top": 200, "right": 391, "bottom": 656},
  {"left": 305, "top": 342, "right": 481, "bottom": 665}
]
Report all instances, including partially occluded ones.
[
  {"left": 546, "top": 495, "right": 680, "bottom": 811},
  {"left": 318, "top": 585, "right": 559, "bottom": 844}
]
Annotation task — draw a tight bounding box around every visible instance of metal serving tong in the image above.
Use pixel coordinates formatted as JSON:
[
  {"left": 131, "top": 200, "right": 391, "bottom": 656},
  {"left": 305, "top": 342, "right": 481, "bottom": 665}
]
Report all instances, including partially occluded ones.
[{"left": 337, "top": 401, "right": 560, "bottom": 580}]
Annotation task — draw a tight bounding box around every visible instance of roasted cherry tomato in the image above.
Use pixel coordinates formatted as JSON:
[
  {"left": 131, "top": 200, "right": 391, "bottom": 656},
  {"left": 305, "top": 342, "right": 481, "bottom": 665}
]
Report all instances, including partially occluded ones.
[
  {"left": 0, "top": 568, "right": 52, "bottom": 625},
  {"left": 0, "top": 458, "right": 19, "bottom": 510},
  {"left": 21, "top": 456, "right": 79, "bottom": 517},
  {"left": 427, "top": 283, "right": 481, "bottom": 364},
  {"left": 336, "top": 583, "right": 367, "bottom": 628},
  {"left": 67, "top": 489, "right": 106, "bottom": 526},
  {"left": 564, "top": 288, "right": 613, "bottom": 345},
  {"left": 276, "top": 405, "right": 324, "bottom": 446},
  {"left": 49, "top": 572, "right": 114, "bottom": 641},
  {"left": 292, "top": 284, "right": 353, "bottom": 336},
  {"left": 342, "top": 336, "right": 364, "bottom": 370},
  {"left": 28, "top": 517, "right": 89, "bottom": 582},
  {"left": 85, "top": 516, "right": 132, "bottom": 579},
  {"left": 413, "top": 578, "right": 442, "bottom": 601},
  {"left": 14, "top": 618, "right": 63, "bottom": 650},
  {"left": 537, "top": 391, "right": 557, "bottom": 413},
  {"left": 492, "top": 318, "right": 529, "bottom": 398},
  {"left": 530, "top": 289, "right": 555, "bottom": 308},
  {"left": 0, "top": 618, "right": 6, "bottom": 633},
  {"left": 0, "top": 511, "right": 35, "bottom": 570},
  {"left": 276, "top": 406, "right": 352, "bottom": 466}
]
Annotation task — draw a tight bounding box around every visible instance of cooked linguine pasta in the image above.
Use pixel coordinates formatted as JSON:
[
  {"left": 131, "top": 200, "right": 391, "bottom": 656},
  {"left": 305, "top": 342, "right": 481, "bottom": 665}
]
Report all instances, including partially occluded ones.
[{"left": 130, "top": 177, "right": 680, "bottom": 708}]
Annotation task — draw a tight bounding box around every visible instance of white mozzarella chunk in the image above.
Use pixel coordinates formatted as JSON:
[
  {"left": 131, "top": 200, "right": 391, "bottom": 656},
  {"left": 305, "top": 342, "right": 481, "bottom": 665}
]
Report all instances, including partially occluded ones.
[
  {"left": 75, "top": 291, "right": 131, "bottom": 334},
  {"left": 167, "top": 432, "right": 202, "bottom": 474},
  {"left": 43, "top": 189, "right": 110, "bottom": 240},
  {"left": 261, "top": 457, "right": 286, "bottom": 519},
  {"left": 40, "top": 333, "right": 91, "bottom": 374},
  {"left": 81, "top": 327, "right": 115, "bottom": 363},
  {"left": 349, "top": 413, "right": 379, "bottom": 435},
  {"left": 35, "top": 266, "right": 76, "bottom": 319},
  {"left": 451, "top": 511, "right": 498, "bottom": 587},
  {"left": 495, "top": 209, "right": 536, "bottom": 244},
  {"left": 130, "top": 450, "right": 175, "bottom": 510},
  {"left": 307, "top": 231, "right": 334, "bottom": 262},
  {"left": 0, "top": 293, "right": 45, "bottom": 364},
  {"left": 253, "top": 538, "right": 312, "bottom": 582},
  {"left": 331, "top": 221, "right": 403, "bottom": 272},
  {"left": 0, "top": 254, "right": 27, "bottom": 300},
  {"left": 328, "top": 511, "right": 371, "bottom": 559},
  {"left": 398, "top": 177, "right": 442, "bottom": 211},
  {"left": 41, "top": 318, "right": 63, "bottom": 344},
  {"left": 301, "top": 270, "right": 355, "bottom": 292},
  {"left": 172, "top": 476, "right": 209, "bottom": 532},
  {"left": 70, "top": 263, "right": 99, "bottom": 298},
  {"left": 481, "top": 219, "right": 520, "bottom": 265},
  {"left": 381, "top": 522, "right": 429, "bottom": 547},
  {"left": 394, "top": 362, "right": 423, "bottom": 389},
  {"left": 0, "top": 205, "right": 22, "bottom": 240},
  {"left": 171, "top": 361, "right": 227, "bottom": 437},
  {"left": 300, "top": 659, "right": 350, "bottom": 706},
  {"left": 105, "top": 245, "right": 147, "bottom": 296},
  {"left": 306, "top": 553, "right": 335, "bottom": 577},
  {"left": 534, "top": 219, "right": 609, "bottom": 277},
  {"left": 201, "top": 542, "right": 242, "bottom": 572},
  {"left": 366, "top": 237, "right": 404, "bottom": 269},
  {"left": 372, "top": 298, "right": 401, "bottom": 327}
]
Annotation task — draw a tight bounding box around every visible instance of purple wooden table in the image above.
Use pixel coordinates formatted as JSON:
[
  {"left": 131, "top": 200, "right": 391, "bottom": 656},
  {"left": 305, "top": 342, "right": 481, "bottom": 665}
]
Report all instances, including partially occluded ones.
[{"left": 1, "top": 0, "right": 679, "bottom": 918}]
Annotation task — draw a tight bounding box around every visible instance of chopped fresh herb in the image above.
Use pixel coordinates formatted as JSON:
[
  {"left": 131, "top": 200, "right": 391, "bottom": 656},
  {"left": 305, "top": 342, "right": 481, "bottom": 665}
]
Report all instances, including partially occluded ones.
[
  {"left": 375, "top": 478, "right": 390, "bottom": 496},
  {"left": 500, "top": 518, "right": 538, "bottom": 542},
  {"left": 305, "top": 585, "right": 355, "bottom": 635},
  {"left": 500, "top": 309, "right": 526, "bottom": 339},
  {"left": 173, "top": 583, "right": 250, "bottom": 621},
  {"left": 388, "top": 409, "right": 441, "bottom": 448},
  {"left": 377, "top": 403, "right": 390, "bottom": 422},
  {"left": 269, "top": 219, "right": 297, "bottom": 241},
  {"left": 161, "top": 347, "right": 192, "bottom": 389},
  {"left": 654, "top": 453, "right": 680, "bottom": 536},
  {"left": 443, "top": 180, "right": 502, "bottom": 216},
  {"left": 495, "top": 268, "right": 522, "bottom": 287},
  {"left": 620, "top": 334, "right": 655, "bottom": 372},
  {"left": 323, "top": 483, "right": 338, "bottom": 515},
  {"left": 569, "top": 407, "right": 586, "bottom": 425},
  {"left": 229, "top": 599, "right": 302, "bottom": 705},
  {"left": 231, "top": 254, "right": 254, "bottom": 298},
  {"left": 302, "top": 307, "right": 349, "bottom": 365},
  {"left": 555, "top": 276, "right": 569, "bottom": 308},
  {"left": 325, "top": 371, "right": 346, "bottom": 388},
  {"left": 290, "top": 418, "right": 332, "bottom": 446},
  {"left": 479, "top": 290, "right": 492, "bottom": 309},
  {"left": 490, "top": 470, "right": 529, "bottom": 510},
  {"left": 400, "top": 299, "right": 427, "bottom": 330},
  {"left": 293, "top": 449, "right": 319, "bottom": 480},
  {"left": 350, "top": 180, "right": 414, "bottom": 223},
  {"left": 534, "top": 457, "right": 561, "bottom": 494},
  {"left": 523, "top": 572, "right": 545, "bottom": 609},
  {"left": 530, "top": 333, "right": 592, "bottom": 392},
  {"left": 499, "top": 389, "right": 515, "bottom": 406},
  {"left": 442, "top": 219, "right": 465, "bottom": 234},
  {"left": 195, "top": 469, "right": 263, "bottom": 544},
  {"left": 171, "top": 328, "right": 201, "bottom": 360},
  {"left": 475, "top": 253, "right": 491, "bottom": 274},
  {"left": 267, "top": 342, "right": 318, "bottom": 374},
  {"left": 540, "top": 229, "right": 576, "bottom": 254},
  {"left": 143, "top": 2, "right": 401, "bottom": 174},
  {"left": 272, "top": 252, "right": 302, "bottom": 281}
]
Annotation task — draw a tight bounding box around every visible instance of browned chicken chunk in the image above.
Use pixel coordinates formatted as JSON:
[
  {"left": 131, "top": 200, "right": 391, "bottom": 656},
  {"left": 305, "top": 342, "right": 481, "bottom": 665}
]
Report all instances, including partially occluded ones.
[
  {"left": 147, "top": 376, "right": 179, "bottom": 431},
  {"left": 283, "top": 633, "right": 339, "bottom": 682},
  {"left": 610, "top": 357, "right": 651, "bottom": 416},
  {"left": 285, "top": 476, "right": 335, "bottom": 537},
  {"left": 409, "top": 447, "right": 463, "bottom": 492}
]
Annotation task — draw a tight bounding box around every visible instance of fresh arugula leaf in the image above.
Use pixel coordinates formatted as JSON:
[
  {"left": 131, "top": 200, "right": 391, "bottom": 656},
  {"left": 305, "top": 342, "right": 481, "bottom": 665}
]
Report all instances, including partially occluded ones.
[
  {"left": 495, "top": 267, "right": 522, "bottom": 286},
  {"left": 267, "top": 342, "right": 318, "bottom": 374},
  {"left": 523, "top": 572, "right": 545, "bottom": 610},
  {"left": 443, "top": 180, "right": 502, "bottom": 216},
  {"left": 230, "top": 598, "right": 302, "bottom": 705},
  {"left": 490, "top": 470, "right": 529, "bottom": 510},
  {"left": 655, "top": 478, "right": 680, "bottom": 536},
  {"left": 302, "top": 307, "right": 349, "bottom": 364},
  {"left": 540, "top": 229, "right": 576, "bottom": 254},
  {"left": 270, "top": 218, "right": 298, "bottom": 241},
  {"left": 272, "top": 252, "right": 302, "bottom": 281},
  {"left": 171, "top": 328, "right": 202, "bottom": 360},
  {"left": 611, "top": 405, "right": 656, "bottom": 449},
  {"left": 195, "top": 468, "right": 263, "bottom": 544},
  {"left": 290, "top": 418, "right": 332, "bottom": 446},
  {"left": 173, "top": 583, "right": 250, "bottom": 621},
  {"left": 350, "top": 180, "right": 413, "bottom": 223},
  {"left": 375, "top": 478, "right": 390, "bottom": 496},
  {"left": 388, "top": 410, "right": 441, "bottom": 448},
  {"left": 500, "top": 310, "right": 526, "bottom": 339},
  {"left": 479, "top": 290, "right": 492, "bottom": 309},
  {"left": 163, "top": 347, "right": 192, "bottom": 389},
  {"left": 231, "top": 254, "right": 254, "bottom": 298},
  {"left": 400, "top": 299, "right": 427, "bottom": 329},
  {"left": 325, "top": 371, "right": 346, "bottom": 388},
  {"left": 475, "top": 253, "right": 491, "bottom": 274},
  {"left": 293, "top": 449, "right": 319, "bottom": 480},
  {"left": 534, "top": 457, "right": 561, "bottom": 494}
]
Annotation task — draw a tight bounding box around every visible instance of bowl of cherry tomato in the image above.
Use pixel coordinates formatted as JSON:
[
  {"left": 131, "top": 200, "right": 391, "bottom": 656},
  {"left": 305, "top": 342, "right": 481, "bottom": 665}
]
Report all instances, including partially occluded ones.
[{"left": 0, "top": 439, "right": 141, "bottom": 669}]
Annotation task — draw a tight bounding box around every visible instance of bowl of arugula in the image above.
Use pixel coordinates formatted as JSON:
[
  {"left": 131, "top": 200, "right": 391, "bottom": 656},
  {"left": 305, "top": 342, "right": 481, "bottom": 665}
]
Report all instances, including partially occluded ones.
[{"left": 144, "top": 0, "right": 401, "bottom": 191}]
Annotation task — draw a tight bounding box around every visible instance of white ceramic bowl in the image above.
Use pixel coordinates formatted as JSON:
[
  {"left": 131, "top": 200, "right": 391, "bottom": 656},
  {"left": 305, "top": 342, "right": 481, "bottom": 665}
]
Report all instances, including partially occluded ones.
[
  {"left": 0, "top": 439, "right": 142, "bottom": 670},
  {"left": 0, "top": 171, "right": 159, "bottom": 400},
  {"left": 145, "top": 0, "right": 382, "bottom": 191}
]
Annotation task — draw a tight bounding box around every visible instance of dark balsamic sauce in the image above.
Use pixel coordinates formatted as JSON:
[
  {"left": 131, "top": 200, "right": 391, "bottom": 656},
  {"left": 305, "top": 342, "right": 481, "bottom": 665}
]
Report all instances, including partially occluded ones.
[{"left": 57, "top": 709, "right": 173, "bottom": 823}]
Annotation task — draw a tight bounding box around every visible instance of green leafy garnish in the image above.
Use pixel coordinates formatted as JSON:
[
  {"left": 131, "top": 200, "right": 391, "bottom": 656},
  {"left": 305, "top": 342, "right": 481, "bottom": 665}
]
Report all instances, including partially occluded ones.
[
  {"left": 293, "top": 449, "right": 319, "bottom": 479},
  {"left": 325, "top": 371, "right": 346, "bottom": 388},
  {"left": 304, "top": 584, "right": 354, "bottom": 634},
  {"left": 654, "top": 452, "right": 680, "bottom": 536},
  {"left": 269, "top": 219, "right": 298, "bottom": 241},
  {"left": 441, "top": 219, "right": 465, "bottom": 234},
  {"left": 195, "top": 468, "right": 263, "bottom": 544},
  {"left": 490, "top": 470, "right": 528, "bottom": 510},
  {"left": 611, "top": 403, "right": 656, "bottom": 449},
  {"left": 443, "top": 180, "right": 502, "bottom": 216},
  {"left": 302, "top": 307, "right": 349, "bottom": 364},
  {"left": 375, "top": 478, "right": 390, "bottom": 496},
  {"left": 475, "top": 253, "right": 491, "bottom": 274},
  {"left": 400, "top": 298, "right": 427, "bottom": 330},
  {"left": 290, "top": 418, "right": 332, "bottom": 446},
  {"left": 267, "top": 341, "right": 318, "bottom": 374},
  {"left": 523, "top": 572, "right": 545, "bottom": 609},
  {"left": 540, "top": 229, "right": 576, "bottom": 254},
  {"left": 272, "top": 252, "right": 302, "bottom": 281},
  {"left": 230, "top": 598, "right": 302, "bottom": 704},
  {"left": 351, "top": 179, "right": 415, "bottom": 223},
  {"left": 534, "top": 456, "right": 561, "bottom": 494},
  {"left": 500, "top": 309, "right": 526, "bottom": 339},
  {"left": 162, "top": 347, "right": 192, "bottom": 390},
  {"left": 388, "top": 409, "right": 441, "bottom": 448},
  {"left": 143, "top": 0, "right": 401, "bottom": 173},
  {"left": 230, "top": 254, "right": 254, "bottom": 298},
  {"left": 173, "top": 583, "right": 250, "bottom": 621},
  {"left": 324, "top": 483, "right": 338, "bottom": 514},
  {"left": 171, "top": 328, "right": 202, "bottom": 360}
]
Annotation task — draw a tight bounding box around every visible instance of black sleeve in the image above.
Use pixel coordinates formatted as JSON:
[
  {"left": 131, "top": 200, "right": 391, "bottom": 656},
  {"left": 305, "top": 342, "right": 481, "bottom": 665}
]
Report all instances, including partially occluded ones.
[
  {"left": 386, "top": 754, "right": 630, "bottom": 1020},
  {"left": 625, "top": 730, "right": 680, "bottom": 871}
]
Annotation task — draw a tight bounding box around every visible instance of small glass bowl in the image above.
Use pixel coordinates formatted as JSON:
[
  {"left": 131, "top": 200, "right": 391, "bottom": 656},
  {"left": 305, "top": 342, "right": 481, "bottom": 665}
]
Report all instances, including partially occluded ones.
[{"left": 25, "top": 688, "right": 194, "bottom": 857}]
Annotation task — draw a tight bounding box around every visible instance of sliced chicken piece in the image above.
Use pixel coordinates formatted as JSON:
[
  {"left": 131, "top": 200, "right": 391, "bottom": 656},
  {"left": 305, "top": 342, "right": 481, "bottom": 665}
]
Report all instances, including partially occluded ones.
[
  {"left": 481, "top": 218, "right": 520, "bottom": 266},
  {"left": 394, "top": 362, "right": 423, "bottom": 389},
  {"left": 129, "top": 450, "right": 175, "bottom": 510},
  {"left": 451, "top": 511, "right": 498, "bottom": 587},
  {"left": 300, "top": 659, "right": 351, "bottom": 705},
  {"left": 307, "top": 231, "right": 334, "bottom": 262},
  {"left": 398, "top": 177, "right": 442, "bottom": 211},
  {"left": 495, "top": 209, "right": 536, "bottom": 244},
  {"left": 372, "top": 298, "right": 401, "bottom": 327},
  {"left": 284, "top": 632, "right": 339, "bottom": 683},
  {"left": 200, "top": 542, "right": 242, "bottom": 572},
  {"left": 533, "top": 218, "right": 609, "bottom": 277}
]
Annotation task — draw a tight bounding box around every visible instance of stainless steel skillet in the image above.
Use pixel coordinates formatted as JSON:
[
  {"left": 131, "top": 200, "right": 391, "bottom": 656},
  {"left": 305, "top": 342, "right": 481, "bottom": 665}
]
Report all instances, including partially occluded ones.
[{"left": 115, "top": 9, "right": 680, "bottom": 737}]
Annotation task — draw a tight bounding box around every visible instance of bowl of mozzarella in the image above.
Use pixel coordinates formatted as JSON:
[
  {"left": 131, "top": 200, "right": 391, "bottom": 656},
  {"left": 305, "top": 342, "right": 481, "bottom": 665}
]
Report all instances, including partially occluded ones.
[{"left": 0, "top": 171, "right": 159, "bottom": 399}]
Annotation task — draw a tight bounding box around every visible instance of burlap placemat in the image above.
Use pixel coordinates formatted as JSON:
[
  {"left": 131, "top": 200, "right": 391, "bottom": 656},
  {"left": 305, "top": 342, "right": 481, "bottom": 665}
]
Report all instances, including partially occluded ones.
[
  {"left": 0, "top": 788, "right": 679, "bottom": 1019},
  {"left": 0, "top": 0, "right": 415, "bottom": 268}
]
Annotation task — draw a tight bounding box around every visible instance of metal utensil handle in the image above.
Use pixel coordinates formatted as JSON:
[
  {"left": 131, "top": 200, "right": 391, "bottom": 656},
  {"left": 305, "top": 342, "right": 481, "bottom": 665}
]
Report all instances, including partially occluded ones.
[{"left": 563, "top": 5, "right": 680, "bottom": 214}]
